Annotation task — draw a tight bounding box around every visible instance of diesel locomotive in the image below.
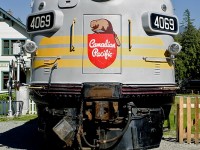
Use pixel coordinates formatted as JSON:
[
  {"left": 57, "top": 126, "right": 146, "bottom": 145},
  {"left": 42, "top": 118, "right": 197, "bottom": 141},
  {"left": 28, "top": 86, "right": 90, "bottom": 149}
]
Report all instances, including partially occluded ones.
[{"left": 24, "top": 0, "right": 181, "bottom": 149}]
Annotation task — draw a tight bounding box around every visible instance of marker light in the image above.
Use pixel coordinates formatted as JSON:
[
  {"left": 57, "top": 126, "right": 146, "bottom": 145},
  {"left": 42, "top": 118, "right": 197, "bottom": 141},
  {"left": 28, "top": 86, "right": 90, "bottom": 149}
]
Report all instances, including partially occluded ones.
[
  {"left": 168, "top": 42, "right": 182, "bottom": 55},
  {"left": 161, "top": 4, "right": 167, "bottom": 12},
  {"left": 23, "top": 40, "right": 38, "bottom": 54}
]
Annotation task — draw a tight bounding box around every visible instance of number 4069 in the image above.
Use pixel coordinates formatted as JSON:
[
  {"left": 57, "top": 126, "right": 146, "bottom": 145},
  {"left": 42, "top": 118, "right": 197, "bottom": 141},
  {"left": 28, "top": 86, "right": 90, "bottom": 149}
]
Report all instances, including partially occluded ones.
[
  {"left": 30, "top": 15, "right": 51, "bottom": 29},
  {"left": 154, "top": 16, "right": 175, "bottom": 31}
]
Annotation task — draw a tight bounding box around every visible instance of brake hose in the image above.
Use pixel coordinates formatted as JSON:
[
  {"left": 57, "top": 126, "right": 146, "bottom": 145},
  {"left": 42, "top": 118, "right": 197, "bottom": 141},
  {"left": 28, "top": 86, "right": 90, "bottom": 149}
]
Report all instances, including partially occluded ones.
[{"left": 81, "top": 105, "right": 132, "bottom": 149}]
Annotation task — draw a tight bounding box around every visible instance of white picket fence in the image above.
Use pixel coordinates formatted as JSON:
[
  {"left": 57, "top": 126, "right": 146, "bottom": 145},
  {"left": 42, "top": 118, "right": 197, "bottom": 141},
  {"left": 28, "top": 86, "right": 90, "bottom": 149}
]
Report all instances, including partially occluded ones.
[
  {"left": 29, "top": 99, "right": 37, "bottom": 115},
  {"left": 0, "top": 99, "right": 37, "bottom": 115}
]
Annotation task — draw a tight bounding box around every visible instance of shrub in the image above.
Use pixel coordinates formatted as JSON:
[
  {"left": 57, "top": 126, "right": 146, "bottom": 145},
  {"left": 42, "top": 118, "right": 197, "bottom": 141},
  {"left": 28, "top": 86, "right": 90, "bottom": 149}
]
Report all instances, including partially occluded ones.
[{"left": 0, "top": 93, "right": 16, "bottom": 101}]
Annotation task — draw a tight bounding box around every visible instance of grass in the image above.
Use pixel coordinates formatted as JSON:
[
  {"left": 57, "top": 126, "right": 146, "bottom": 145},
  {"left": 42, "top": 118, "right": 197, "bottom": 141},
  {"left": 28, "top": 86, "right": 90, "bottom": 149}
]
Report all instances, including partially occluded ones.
[
  {"left": 0, "top": 114, "right": 37, "bottom": 122},
  {"left": 164, "top": 94, "right": 200, "bottom": 138}
]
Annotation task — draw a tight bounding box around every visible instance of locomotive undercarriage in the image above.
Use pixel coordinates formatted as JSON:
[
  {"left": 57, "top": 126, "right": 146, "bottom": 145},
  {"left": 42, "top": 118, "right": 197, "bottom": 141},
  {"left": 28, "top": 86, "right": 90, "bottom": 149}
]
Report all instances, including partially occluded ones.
[{"left": 30, "top": 83, "right": 175, "bottom": 150}]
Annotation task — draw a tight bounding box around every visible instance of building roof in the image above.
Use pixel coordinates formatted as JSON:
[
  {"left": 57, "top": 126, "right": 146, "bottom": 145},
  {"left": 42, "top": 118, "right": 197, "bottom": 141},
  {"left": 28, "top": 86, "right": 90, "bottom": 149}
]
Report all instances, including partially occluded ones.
[{"left": 0, "top": 7, "right": 26, "bottom": 29}]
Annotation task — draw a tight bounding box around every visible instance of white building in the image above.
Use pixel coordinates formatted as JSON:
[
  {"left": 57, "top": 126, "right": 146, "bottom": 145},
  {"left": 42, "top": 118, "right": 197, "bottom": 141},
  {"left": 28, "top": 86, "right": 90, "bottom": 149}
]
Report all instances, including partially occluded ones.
[{"left": 0, "top": 8, "right": 30, "bottom": 93}]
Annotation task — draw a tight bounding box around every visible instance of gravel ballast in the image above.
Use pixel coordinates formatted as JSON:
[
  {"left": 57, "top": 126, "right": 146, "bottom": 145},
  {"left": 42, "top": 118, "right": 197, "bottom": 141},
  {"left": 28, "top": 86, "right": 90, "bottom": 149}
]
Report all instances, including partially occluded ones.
[{"left": 0, "top": 120, "right": 200, "bottom": 150}]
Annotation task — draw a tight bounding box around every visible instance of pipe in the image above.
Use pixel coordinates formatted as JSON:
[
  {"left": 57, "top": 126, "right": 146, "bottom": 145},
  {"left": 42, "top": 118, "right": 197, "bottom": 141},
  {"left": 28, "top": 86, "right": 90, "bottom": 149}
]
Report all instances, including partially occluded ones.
[
  {"left": 99, "top": 110, "right": 131, "bottom": 144},
  {"left": 81, "top": 104, "right": 132, "bottom": 149}
]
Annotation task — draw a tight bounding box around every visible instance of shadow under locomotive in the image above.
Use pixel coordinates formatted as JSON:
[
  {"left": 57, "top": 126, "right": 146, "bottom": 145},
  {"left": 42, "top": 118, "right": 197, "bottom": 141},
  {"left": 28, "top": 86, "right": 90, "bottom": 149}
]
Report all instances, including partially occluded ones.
[{"left": 0, "top": 119, "right": 45, "bottom": 150}]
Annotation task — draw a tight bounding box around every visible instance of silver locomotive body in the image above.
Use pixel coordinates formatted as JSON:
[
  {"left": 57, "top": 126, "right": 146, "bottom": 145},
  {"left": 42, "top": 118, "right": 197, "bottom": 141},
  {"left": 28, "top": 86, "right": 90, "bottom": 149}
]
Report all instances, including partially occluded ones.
[{"left": 26, "top": 0, "right": 180, "bottom": 149}]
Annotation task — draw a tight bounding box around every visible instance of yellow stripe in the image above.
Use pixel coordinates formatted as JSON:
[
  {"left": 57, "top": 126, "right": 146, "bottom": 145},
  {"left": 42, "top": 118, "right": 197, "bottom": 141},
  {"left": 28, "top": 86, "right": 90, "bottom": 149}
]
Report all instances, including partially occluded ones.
[
  {"left": 39, "top": 36, "right": 83, "bottom": 45},
  {"left": 36, "top": 47, "right": 83, "bottom": 56},
  {"left": 33, "top": 59, "right": 120, "bottom": 68},
  {"left": 33, "top": 59, "right": 172, "bottom": 69},
  {"left": 33, "top": 59, "right": 82, "bottom": 68},
  {"left": 83, "top": 59, "right": 121, "bottom": 68},
  {"left": 122, "top": 60, "right": 173, "bottom": 69},
  {"left": 39, "top": 36, "right": 163, "bottom": 46},
  {"left": 83, "top": 60, "right": 172, "bottom": 69},
  {"left": 122, "top": 36, "right": 164, "bottom": 45},
  {"left": 36, "top": 47, "right": 165, "bottom": 58},
  {"left": 122, "top": 48, "right": 166, "bottom": 57}
]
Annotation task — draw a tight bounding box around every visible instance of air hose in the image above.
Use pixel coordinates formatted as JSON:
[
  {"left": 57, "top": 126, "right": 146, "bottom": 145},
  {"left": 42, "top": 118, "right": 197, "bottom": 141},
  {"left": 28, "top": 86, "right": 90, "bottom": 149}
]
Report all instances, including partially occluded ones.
[{"left": 81, "top": 104, "right": 132, "bottom": 149}]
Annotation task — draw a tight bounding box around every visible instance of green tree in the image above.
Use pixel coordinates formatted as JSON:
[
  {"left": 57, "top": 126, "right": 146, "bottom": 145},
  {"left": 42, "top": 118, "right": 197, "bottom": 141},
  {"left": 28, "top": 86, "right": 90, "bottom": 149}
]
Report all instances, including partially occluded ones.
[{"left": 175, "top": 9, "right": 200, "bottom": 81}]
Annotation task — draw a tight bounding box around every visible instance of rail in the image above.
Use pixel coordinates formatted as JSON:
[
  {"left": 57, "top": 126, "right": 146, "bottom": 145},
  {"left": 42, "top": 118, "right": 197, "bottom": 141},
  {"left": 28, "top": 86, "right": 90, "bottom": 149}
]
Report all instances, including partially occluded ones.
[
  {"left": 0, "top": 101, "right": 8, "bottom": 115},
  {"left": 0, "top": 99, "right": 37, "bottom": 115}
]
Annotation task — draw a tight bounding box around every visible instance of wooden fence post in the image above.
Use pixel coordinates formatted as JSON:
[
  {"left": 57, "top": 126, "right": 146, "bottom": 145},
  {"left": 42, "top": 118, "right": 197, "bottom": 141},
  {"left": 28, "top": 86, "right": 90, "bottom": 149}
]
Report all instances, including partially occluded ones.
[
  {"left": 179, "top": 96, "right": 184, "bottom": 144},
  {"left": 177, "top": 96, "right": 200, "bottom": 144},
  {"left": 187, "top": 97, "right": 191, "bottom": 144},
  {"left": 176, "top": 103, "right": 179, "bottom": 141},
  {"left": 195, "top": 96, "right": 199, "bottom": 144}
]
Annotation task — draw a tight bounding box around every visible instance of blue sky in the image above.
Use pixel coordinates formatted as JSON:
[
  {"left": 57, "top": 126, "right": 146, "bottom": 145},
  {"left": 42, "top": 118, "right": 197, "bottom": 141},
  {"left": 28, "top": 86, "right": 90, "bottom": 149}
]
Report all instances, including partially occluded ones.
[
  {"left": 172, "top": 0, "right": 200, "bottom": 28},
  {"left": 0, "top": 0, "right": 199, "bottom": 28},
  {"left": 0, "top": 0, "right": 31, "bottom": 24}
]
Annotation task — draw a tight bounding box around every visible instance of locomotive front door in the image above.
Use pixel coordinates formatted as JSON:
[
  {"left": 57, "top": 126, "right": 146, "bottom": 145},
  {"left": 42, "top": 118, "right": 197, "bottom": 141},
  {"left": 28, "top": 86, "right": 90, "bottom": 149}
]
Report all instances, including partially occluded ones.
[{"left": 83, "top": 15, "right": 122, "bottom": 74}]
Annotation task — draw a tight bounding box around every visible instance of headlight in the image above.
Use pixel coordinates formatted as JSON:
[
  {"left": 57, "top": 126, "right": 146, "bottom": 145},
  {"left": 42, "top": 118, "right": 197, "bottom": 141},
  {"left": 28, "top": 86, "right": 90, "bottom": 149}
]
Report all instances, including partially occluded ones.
[
  {"left": 168, "top": 42, "right": 182, "bottom": 55},
  {"left": 23, "top": 40, "right": 38, "bottom": 54}
]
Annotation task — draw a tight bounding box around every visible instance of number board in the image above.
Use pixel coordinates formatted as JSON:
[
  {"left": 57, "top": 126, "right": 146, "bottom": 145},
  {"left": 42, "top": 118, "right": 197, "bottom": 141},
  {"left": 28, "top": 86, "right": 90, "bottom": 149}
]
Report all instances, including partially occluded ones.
[
  {"left": 150, "top": 13, "right": 178, "bottom": 34},
  {"left": 142, "top": 12, "right": 179, "bottom": 35},
  {"left": 26, "top": 10, "right": 63, "bottom": 33}
]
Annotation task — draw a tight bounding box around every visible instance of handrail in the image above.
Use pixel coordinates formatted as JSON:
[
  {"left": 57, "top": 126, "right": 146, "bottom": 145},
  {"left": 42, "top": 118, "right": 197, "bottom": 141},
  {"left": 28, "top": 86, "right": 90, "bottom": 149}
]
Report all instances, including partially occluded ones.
[
  {"left": 71, "top": 18, "right": 76, "bottom": 52},
  {"left": 128, "top": 19, "right": 132, "bottom": 51}
]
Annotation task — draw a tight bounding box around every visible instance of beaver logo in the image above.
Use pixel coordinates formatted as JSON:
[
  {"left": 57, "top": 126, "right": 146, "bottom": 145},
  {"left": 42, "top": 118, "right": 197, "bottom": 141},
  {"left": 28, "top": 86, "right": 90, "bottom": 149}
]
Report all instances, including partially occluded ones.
[
  {"left": 88, "top": 19, "right": 120, "bottom": 69},
  {"left": 90, "top": 19, "right": 121, "bottom": 46}
]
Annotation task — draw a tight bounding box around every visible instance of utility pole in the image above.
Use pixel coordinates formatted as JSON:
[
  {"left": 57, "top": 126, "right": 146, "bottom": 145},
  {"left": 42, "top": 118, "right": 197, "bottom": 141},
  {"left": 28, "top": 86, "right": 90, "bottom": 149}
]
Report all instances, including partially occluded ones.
[
  {"left": 15, "top": 55, "right": 21, "bottom": 116},
  {"left": 7, "top": 60, "right": 14, "bottom": 117},
  {"left": 7, "top": 41, "right": 28, "bottom": 117},
  {"left": 13, "top": 41, "right": 26, "bottom": 116}
]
